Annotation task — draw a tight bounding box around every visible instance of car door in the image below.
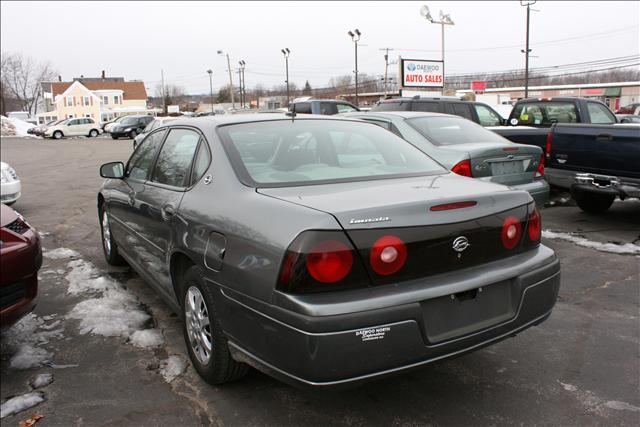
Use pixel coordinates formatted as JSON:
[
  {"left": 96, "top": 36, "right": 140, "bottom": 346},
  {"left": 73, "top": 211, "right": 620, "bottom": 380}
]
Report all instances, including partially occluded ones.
[
  {"left": 66, "top": 119, "right": 81, "bottom": 135},
  {"left": 131, "top": 127, "right": 202, "bottom": 294},
  {"left": 107, "top": 129, "right": 167, "bottom": 262}
]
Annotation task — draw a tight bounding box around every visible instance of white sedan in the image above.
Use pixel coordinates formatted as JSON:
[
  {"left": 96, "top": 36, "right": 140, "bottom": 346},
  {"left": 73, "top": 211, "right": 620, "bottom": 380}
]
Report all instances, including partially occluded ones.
[{"left": 0, "top": 162, "right": 21, "bottom": 205}]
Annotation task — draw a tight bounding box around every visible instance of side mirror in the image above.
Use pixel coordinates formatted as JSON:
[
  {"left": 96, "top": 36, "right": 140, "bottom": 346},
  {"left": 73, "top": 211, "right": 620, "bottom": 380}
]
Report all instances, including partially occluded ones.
[{"left": 100, "top": 161, "right": 125, "bottom": 179}]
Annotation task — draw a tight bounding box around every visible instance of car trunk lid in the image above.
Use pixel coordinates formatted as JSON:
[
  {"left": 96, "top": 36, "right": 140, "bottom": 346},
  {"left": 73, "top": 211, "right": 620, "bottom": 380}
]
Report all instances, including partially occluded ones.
[{"left": 440, "top": 142, "right": 541, "bottom": 185}]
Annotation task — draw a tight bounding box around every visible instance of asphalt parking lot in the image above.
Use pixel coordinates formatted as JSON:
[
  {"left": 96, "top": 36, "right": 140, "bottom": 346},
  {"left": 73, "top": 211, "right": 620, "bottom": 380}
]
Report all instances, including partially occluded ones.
[{"left": 1, "top": 135, "right": 639, "bottom": 426}]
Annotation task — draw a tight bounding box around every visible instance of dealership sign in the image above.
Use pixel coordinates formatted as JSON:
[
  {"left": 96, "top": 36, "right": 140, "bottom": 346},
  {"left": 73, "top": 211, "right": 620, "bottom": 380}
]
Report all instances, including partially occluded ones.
[{"left": 401, "top": 59, "right": 444, "bottom": 88}]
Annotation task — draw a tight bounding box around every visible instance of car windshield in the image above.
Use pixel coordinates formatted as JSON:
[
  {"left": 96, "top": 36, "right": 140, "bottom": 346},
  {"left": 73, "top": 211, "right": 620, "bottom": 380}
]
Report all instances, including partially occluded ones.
[
  {"left": 120, "top": 117, "right": 138, "bottom": 125},
  {"left": 57, "top": 119, "right": 69, "bottom": 125},
  {"left": 218, "top": 119, "right": 444, "bottom": 187},
  {"left": 406, "top": 116, "right": 507, "bottom": 146}
]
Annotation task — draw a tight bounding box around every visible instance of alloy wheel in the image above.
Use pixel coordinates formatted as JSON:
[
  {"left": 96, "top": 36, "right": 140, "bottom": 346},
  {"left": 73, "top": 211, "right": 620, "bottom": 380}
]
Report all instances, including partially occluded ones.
[
  {"left": 185, "top": 286, "right": 213, "bottom": 365},
  {"left": 102, "top": 210, "right": 111, "bottom": 255}
]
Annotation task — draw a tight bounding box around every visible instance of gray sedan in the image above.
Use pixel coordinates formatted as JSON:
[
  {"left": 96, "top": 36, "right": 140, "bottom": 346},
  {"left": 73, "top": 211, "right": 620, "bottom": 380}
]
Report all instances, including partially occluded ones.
[
  {"left": 98, "top": 115, "right": 560, "bottom": 388},
  {"left": 343, "top": 111, "right": 549, "bottom": 206}
]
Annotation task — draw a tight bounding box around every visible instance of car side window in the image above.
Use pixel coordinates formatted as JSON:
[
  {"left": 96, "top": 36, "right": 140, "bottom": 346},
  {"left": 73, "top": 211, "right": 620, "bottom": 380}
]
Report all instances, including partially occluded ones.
[
  {"left": 151, "top": 129, "right": 200, "bottom": 188},
  {"left": 336, "top": 103, "right": 357, "bottom": 113},
  {"left": 413, "top": 102, "right": 440, "bottom": 113},
  {"left": 191, "top": 140, "right": 212, "bottom": 186},
  {"left": 319, "top": 102, "right": 339, "bottom": 115},
  {"left": 293, "top": 103, "right": 312, "bottom": 114},
  {"left": 475, "top": 104, "right": 502, "bottom": 126},
  {"left": 450, "top": 103, "right": 474, "bottom": 121},
  {"left": 126, "top": 130, "right": 166, "bottom": 181},
  {"left": 587, "top": 102, "right": 616, "bottom": 124}
]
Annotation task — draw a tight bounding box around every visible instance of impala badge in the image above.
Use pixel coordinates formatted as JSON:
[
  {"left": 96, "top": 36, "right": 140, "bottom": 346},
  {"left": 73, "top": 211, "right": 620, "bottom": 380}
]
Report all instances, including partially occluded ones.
[{"left": 452, "top": 236, "right": 470, "bottom": 258}]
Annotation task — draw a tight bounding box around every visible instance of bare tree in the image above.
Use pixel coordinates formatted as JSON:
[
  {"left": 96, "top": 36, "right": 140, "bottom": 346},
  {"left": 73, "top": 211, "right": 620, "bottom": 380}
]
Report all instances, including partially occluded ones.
[
  {"left": 1, "top": 52, "right": 56, "bottom": 117},
  {"left": 153, "top": 82, "right": 186, "bottom": 111}
]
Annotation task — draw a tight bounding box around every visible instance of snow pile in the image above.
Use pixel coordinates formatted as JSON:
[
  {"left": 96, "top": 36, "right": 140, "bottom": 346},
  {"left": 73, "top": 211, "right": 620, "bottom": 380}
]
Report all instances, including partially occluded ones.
[
  {"left": 64, "top": 257, "right": 156, "bottom": 342},
  {"left": 0, "top": 115, "right": 35, "bottom": 137},
  {"left": 43, "top": 247, "right": 79, "bottom": 260},
  {"left": 0, "top": 392, "right": 45, "bottom": 419},
  {"left": 1, "top": 313, "right": 64, "bottom": 370},
  {"left": 159, "top": 356, "right": 187, "bottom": 383},
  {"left": 130, "top": 329, "right": 164, "bottom": 348},
  {"left": 30, "top": 373, "right": 54, "bottom": 389},
  {"left": 543, "top": 230, "right": 640, "bottom": 255}
]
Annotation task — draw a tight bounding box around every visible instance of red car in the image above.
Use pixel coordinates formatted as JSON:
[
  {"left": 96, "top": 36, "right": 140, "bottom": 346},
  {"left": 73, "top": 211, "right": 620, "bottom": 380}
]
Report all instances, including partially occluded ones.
[{"left": 0, "top": 203, "right": 41, "bottom": 331}]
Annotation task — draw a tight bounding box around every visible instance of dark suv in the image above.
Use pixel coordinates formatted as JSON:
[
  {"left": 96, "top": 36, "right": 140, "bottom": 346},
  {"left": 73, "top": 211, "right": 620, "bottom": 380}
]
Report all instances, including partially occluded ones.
[
  {"left": 110, "top": 115, "right": 154, "bottom": 139},
  {"left": 372, "top": 97, "right": 505, "bottom": 127},
  {"left": 289, "top": 99, "right": 360, "bottom": 115}
]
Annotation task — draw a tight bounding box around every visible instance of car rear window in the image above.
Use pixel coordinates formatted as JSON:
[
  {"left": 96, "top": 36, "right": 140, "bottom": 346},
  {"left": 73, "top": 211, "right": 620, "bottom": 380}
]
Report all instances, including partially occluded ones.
[
  {"left": 372, "top": 100, "right": 411, "bottom": 111},
  {"left": 218, "top": 119, "right": 444, "bottom": 187},
  {"left": 406, "top": 116, "right": 507, "bottom": 146}
]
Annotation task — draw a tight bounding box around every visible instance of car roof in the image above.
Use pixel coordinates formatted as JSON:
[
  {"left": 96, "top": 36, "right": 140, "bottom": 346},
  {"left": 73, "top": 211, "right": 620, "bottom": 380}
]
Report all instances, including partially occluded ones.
[
  {"left": 344, "top": 111, "right": 455, "bottom": 119},
  {"left": 163, "top": 113, "right": 367, "bottom": 128}
]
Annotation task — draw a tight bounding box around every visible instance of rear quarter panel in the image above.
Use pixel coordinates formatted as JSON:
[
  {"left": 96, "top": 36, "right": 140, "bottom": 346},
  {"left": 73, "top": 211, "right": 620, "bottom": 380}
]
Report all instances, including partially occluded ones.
[{"left": 174, "top": 127, "right": 341, "bottom": 304}]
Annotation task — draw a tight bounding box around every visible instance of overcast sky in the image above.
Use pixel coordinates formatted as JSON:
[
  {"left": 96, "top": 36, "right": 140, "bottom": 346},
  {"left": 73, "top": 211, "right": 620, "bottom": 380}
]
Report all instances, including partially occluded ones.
[{"left": 1, "top": 1, "right": 638, "bottom": 95}]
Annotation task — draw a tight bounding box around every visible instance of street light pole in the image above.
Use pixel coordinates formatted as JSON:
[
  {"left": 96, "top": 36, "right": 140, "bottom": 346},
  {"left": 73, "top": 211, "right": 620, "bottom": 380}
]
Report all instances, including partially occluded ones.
[
  {"left": 217, "top": 50, "right": 235, "bottom": 109},
  {"left": 239, "top": 60, "right": 246, "bottom": 108},
  {"left": 348, "top": 29, "right": 361, "bottom": 106},
  {"left": 206, "top": 69, "right": 214, "bottom": 115},
  {"left": 281, "top": 48, "right": 290, "bottom": 106},
  {"left": 420, "top": 6, "right": 454, "bottom": 95},
  {"left": 379, "top": 47, "right": 394, "bottom": 96},
  {"left": 521, "top": 1, "right": 536, "bottom": 99}
]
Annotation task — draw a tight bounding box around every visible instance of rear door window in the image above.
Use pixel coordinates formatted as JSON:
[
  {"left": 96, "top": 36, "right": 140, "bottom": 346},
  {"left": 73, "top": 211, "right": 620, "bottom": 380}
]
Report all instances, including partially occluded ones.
[
  {"left": 448, "top": 103, "right": 474, "bottom": 121},
  {"left": 587, "top": 102, "right": 616, "bottom": 124},
  {"left": 413, "top": 102, "right": 440, "bottom": 113},
  {"left": 151, "top": 129, "right": 201, "bottom": 188}
]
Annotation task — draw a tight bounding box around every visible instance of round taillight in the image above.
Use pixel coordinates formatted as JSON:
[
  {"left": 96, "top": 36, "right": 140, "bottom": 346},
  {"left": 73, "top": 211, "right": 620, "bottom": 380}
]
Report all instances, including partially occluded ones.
[
  {"left": 370, "top": 235, "right": 407, "bottom": 276},
  {"left": 528, "top": 208, "right": 541, "bottom": 241},
  {"left": 306, "top": 240, "right": 353, "bottom": 283},
  {"left": 501, "top": 216, "right": 522, "bottom": 250}
]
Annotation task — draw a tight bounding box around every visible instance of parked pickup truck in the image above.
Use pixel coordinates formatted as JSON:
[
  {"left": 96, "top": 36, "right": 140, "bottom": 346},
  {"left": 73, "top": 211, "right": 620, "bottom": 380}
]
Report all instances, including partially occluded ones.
[
  {"left": 545, "top": 123, "right": 640, "bottom": 213},
  {"left": 490, "top": 97, "right": 619, "bottom": 155}
]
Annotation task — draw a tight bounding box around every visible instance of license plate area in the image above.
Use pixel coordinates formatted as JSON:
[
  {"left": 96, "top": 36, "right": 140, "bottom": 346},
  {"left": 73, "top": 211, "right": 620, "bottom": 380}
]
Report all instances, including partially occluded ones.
[
  {"left": 421, "top": 280, "right": 517, "bottom": 344},
  {"left": 490, "top": 160, "right": 525, "bottom": 176}
]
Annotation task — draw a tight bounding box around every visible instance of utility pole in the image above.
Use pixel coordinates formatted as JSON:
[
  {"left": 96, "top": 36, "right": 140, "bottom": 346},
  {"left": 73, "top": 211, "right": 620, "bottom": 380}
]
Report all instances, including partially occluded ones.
[
  {"left": 379, "top": 47, "right": 394, "bottom": 96},
  {"left": 207, "top": 69, "right": 214, "bottom": 115},
  {"left": 161, "top": 69, "right": 166, "bottom": 113},
  {"left": 521, "top": 1, "right": 536, "bottom": 98},
  {"left": 217, "top": 50, "right": 235, "bottom": 109}
]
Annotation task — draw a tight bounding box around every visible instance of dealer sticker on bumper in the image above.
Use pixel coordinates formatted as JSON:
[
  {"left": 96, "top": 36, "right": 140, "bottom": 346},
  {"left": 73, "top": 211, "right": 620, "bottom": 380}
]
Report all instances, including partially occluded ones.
[{"left": 355, "top": 326, "right": 390, "bottom": 342}]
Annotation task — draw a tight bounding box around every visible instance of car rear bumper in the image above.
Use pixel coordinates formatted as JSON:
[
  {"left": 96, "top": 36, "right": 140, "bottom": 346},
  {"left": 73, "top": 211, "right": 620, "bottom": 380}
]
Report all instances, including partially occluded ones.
[
  {"left": 214, "top": 245, "right": 560, "bottom": 388},
  {"left": 547, "top": 168, "right": 640, "bottom": 198},
  {"left": 510, "top": 179, "right": 549, "bottom": 206},
  {"left": 0, "top": 180, "right": 21, "bottom": 204}
]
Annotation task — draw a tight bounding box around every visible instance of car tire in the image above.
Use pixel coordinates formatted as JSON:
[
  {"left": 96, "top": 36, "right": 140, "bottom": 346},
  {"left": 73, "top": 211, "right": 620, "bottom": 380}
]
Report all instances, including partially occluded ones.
[
  {"left": 89, "top": 129, "right": 99, "bottom": 137},
  {"left": 99, "top": 205, "right": 127, "bottom": 266},
  {"left": 181, "top": 265, "right": 248, "bottom": 385},
  {"left": 129, "top": 130, "right": 138, "bottom": 139},
  {"left": 573, "top": 191, "right": 615, "bottom": 214},
  {"left": 111, "top": 135, "right": 119, "bottom": 140},
  {"left": 53, "top": 130, "right": 63, "bottom": 140}
]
